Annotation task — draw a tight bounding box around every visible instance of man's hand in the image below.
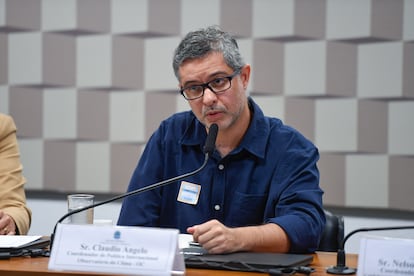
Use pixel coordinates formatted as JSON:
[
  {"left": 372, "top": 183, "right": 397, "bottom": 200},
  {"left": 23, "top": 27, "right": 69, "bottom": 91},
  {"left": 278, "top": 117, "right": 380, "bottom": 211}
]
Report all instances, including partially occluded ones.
[
  {"left": 187, "top": 219, "right": 243, "bottom": 254},
  {"left": 0, "top": 210, "right": 17, "bottom": 235},
  {"left": 187, "top": 219, "right": 290, "bottom": 254}
]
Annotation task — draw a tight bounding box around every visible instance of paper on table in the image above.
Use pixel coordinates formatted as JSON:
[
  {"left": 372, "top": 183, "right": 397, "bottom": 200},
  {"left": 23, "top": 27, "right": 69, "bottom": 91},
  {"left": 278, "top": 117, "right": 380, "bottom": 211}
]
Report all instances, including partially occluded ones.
[
  {"left": 0, "top": 235, "right": 42, "bottom": 248},
  {"left": 179, "top": 234, "right": 194, "bottom": 249}
]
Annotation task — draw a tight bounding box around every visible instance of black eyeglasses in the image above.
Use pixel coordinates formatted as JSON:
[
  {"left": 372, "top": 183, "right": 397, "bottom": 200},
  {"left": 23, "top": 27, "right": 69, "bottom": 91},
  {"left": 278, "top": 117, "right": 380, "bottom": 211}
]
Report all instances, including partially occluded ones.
[{"left": 180, "top": 71, "right": 240, "bottom": 100}]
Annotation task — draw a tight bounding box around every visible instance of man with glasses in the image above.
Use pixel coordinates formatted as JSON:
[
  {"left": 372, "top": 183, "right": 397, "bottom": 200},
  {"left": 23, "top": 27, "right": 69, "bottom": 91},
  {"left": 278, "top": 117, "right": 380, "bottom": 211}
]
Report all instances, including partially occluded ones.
[{"left": 118, "top": 26, "right": 325, "bottom": 254}]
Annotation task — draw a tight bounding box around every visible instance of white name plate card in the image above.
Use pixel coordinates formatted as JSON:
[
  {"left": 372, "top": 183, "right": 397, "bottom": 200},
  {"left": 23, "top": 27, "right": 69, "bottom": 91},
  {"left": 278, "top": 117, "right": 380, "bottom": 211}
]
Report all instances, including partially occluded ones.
[
  {"left": 48, "top": 223, "right": 185, "bottom": 276},
  {"left": 357, "top": 236, "right": 414, "bottom": 276}
]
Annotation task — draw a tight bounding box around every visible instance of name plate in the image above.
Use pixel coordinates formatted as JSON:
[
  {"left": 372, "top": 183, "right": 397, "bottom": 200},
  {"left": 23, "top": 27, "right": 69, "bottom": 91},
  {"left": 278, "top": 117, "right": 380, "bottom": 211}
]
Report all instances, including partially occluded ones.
[
  {"left": 48, "top": 223, "right": 184, "bottom": 275},
  {"left": 358, "top": 236, "right": 414, "bottom": 276}
]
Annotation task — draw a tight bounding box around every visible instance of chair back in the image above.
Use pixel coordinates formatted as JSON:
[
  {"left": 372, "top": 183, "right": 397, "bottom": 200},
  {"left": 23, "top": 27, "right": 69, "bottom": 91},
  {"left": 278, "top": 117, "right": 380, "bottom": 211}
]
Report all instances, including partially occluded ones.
[{"left": 317, "top": 210, "right": 344, "bottom": 252}]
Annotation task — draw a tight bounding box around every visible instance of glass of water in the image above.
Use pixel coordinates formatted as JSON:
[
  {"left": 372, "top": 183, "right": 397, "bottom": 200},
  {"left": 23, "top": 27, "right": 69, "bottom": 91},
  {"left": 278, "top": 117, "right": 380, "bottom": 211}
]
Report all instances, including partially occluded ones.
[{"left": 67, "top": 194, "right": 94, "bottom": 224}]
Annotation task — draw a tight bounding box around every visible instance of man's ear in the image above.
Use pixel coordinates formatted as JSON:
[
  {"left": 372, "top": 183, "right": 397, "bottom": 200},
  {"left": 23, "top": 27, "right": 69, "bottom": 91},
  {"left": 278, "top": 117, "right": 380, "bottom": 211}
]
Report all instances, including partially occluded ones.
[{"left": 240, "top": 64, "right": 251, "bottom": 89}]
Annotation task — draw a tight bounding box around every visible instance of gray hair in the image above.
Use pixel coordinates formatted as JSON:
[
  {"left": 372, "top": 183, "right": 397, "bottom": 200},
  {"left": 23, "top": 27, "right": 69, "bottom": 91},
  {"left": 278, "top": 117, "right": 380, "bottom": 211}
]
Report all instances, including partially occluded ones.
[{"left": 172, "top": 25, "right": 245, "bottom": 80}]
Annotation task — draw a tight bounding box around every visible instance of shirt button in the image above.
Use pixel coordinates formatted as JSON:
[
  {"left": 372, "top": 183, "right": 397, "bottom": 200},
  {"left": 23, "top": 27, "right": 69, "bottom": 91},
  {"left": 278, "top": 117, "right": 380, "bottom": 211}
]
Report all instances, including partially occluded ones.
[
  {"left": 214, "top": 204, "right": 221, "bottom": 211},
  {"left": 218, "top": 164, "right": 224, "bottom": 170}
]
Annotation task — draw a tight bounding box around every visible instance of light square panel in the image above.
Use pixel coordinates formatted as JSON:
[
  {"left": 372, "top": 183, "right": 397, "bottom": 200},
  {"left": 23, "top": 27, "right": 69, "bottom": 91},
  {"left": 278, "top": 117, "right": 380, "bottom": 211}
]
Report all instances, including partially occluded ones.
[
  {"left": 0, "top": 33, "right": 7, "bottom": 84},
  {"left": 144, "top": 37, "right": 181, "bottom": 90},
  {"left": 0, "top": 0, "right": 5, "bottom": 27},
  {"left": 315, "top": 98, "right": 358, "bottom": 152},
  {"left": 176, "top": 94, "right": 190, "bottom": 113},
  {"left": 42, "top": 0, "right": 77, "bottom": 31},
  {"left": 43, "top": 88, "right": 77, "bottom": 139},
  {"left": 0, "top": 86, "right": 8, "bottom": 113},
  {"left": 110, "top": 90, "right": 146, "bottom": 143},
  {"left": 180, "top": 0, "right": 220, "bottom": 35},
  {"left": 237, "top": 38, "right": 254, "bottom": 76},
  {"left": 388, "top": 101, "right": 414, "bottom": 155},
  {"left": 111, "top": 0, "right": 148, "bottom": 34},
  {"left": 77, "top": 35, "right": 112, "bottom": 88},
  {"left": 252, "top": 0, "right": 294, "bottom": 38},
  {"left": 403, "top": 43, "right": 414, "bottom": 97},
  {"left": 403, "top": 0, "right": 414, "bottom": 40},
  {"left": 18, "top": 139, "right": 44, "bottom": 190},
  {"left": 252, "top": 95, "right": 285, "bottom": 122},
  {"left": 76, "top": 142, "right": 110, "bottom": 192},
  {"left": 284, "top": 41, "right": 326, "bottom": 96},
  {"left": 326, "top": 0, "right": 371, "bottom": 40},
  {"left": 357, "top": 42, "right": 403, "bottom": 98},
  {"left": 345, "top": 154, "right": 389, "bottom": 208},
  {"left": 8, "top": 32, "right": 42, "bottom": 85}
]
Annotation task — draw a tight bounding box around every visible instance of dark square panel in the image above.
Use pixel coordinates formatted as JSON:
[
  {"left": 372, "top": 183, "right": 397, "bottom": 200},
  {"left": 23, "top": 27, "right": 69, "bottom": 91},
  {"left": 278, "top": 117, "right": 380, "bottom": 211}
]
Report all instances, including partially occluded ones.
[
  {"left": 318, "top": 153, "right": 346, "bottom": 206},
  {"left": 0, "top": 34, "right": 7, "bottom": 84},
  {"left": 77, "top": 90, "right": 109, "bottom": 140},
  {"left": 389, "top": 156, "right": 414, "bottom": 211},
  {"left": 9, "top": 87, "right": 43, "bottom": 138},
  {"left": 44, "top": 140, "right": 76, "bottom": 191},
  {"left": 221, "top": 0, "right": 252, "bottom": 37},
  {"left": 110, "top": 143, "right": 143, "bottom": 194}
]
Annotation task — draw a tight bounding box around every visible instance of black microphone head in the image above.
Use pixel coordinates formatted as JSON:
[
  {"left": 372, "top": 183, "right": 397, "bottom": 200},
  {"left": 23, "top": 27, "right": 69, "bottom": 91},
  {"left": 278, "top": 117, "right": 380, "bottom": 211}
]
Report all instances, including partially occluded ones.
[{"left": 203, "top": 123, "right": 218, "bottom": 155}]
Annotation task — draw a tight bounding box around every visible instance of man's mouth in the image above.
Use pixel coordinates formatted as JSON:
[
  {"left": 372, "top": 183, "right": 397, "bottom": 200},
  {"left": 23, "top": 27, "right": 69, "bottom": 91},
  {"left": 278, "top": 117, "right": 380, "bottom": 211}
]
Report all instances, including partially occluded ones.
[{"left": 205, "top": 110, "right": 223, "bottom": 120}]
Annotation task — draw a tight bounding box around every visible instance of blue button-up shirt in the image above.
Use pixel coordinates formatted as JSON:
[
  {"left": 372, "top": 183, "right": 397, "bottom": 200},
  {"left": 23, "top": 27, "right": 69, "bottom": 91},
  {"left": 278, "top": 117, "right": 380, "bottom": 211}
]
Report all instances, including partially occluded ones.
[{"left": 118, "top": 98, "right": 325, "bottom": 253}]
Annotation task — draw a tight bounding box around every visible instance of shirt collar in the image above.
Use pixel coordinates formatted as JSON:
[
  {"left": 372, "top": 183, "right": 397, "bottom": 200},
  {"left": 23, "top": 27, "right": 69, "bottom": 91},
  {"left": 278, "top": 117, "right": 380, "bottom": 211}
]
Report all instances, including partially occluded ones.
[
  {"left": 238, "top": 97, "right": 269, "bottom": 160},
  {"left": 180, "top": 97, "right": 270, "bottom": 160}
]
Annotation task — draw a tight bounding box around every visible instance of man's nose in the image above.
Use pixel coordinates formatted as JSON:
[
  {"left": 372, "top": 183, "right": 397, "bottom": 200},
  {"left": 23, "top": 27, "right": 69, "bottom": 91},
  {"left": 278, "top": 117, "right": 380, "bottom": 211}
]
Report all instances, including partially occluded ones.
[{"left": 202, "top": 87, "right": 218, "bottom": 104}]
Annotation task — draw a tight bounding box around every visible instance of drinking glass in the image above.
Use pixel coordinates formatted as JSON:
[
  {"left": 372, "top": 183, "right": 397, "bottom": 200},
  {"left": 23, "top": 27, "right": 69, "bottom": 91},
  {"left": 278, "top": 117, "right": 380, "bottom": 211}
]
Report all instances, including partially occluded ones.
[{"left": 67, "top": 194, "right": 94, "bottom": 224}]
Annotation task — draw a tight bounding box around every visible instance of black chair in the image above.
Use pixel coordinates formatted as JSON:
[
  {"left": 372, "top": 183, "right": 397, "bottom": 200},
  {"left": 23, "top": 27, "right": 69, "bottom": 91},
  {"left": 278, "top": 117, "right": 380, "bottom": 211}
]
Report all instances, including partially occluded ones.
[{"left": 317, "top": 210, "right": 344, "bottom": 252}]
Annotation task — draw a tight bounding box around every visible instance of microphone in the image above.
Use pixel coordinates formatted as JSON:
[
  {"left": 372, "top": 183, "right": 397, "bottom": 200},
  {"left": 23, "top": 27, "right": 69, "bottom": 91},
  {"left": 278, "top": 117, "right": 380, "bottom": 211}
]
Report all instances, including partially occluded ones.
[
  {"left": 50, "top": 123, "right": 219, "bottom": 249},
  {"left": 203, "top": 123, "right": 218, "bottom": 154},
  {"left": 327, "top": 225, "right": 414, "bottom": 274}
]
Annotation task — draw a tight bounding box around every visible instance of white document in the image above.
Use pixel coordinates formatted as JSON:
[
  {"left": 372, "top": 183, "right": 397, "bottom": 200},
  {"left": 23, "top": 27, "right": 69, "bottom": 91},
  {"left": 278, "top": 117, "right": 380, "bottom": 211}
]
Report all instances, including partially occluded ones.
[
  {"left": 358, "top": 236, "right": 414, "bottom": 276},
  {"left": 0, "top": 235, "right": 42, "bottom": 248},
  {"left": 178, "top": 234, "right": 194, "bottom": 249},
  {"left": 48, "top": 224, "right": 184, "bottom": 276}
]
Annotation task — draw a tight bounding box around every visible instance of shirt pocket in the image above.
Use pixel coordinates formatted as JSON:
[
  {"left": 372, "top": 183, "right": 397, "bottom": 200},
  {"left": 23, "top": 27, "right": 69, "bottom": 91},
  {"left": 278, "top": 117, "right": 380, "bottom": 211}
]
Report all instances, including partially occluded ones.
[{"left": 227, "top": 191, "right": 268, "bottom": 227}]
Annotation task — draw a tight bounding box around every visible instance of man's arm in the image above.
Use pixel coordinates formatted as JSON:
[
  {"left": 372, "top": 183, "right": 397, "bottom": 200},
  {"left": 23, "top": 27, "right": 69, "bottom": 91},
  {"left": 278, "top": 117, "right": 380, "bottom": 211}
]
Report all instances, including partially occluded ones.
[
  {"left": 0, "top": 114, "right": 32, "bottom": 235},
  {"left": 187, "top": 219, "right": 290, "bottom": 254}
]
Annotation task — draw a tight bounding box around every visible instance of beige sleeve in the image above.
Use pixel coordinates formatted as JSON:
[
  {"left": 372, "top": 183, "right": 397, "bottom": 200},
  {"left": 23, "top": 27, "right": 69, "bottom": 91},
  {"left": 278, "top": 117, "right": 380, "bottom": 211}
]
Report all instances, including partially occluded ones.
[{"left": 0, "top": 113, "right": 32, "bottom": 235}]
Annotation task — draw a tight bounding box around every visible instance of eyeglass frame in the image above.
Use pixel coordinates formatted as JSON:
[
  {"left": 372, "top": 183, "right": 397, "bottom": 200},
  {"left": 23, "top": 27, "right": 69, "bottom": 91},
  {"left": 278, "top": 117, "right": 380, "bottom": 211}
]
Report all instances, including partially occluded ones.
[{"left": 180, "top": 70, "right": 241, "bottom": 100}]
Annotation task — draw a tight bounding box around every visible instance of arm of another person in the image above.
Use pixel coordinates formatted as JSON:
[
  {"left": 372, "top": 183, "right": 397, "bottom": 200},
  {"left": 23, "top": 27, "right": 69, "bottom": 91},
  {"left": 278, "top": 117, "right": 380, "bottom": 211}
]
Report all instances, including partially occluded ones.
[{"left": 0, "top": 114, "right": 32, "bottom": 235}]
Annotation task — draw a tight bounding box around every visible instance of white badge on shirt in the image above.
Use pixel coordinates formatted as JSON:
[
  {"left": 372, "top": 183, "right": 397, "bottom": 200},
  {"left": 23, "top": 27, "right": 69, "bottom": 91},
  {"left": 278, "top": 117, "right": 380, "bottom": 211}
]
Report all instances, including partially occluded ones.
[{"left": 177, "top": 181, "right": 201, "bottom": 205}]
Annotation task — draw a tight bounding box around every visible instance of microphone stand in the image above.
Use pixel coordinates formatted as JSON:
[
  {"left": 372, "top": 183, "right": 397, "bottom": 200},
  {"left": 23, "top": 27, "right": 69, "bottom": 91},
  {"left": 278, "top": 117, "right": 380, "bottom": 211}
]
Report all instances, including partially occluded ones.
[
  {"left": 50, "top": 124, "right": 219, "bottom": 249},
  {"left": 327, "top": 225, "right": 414, "bottom": 275}
]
